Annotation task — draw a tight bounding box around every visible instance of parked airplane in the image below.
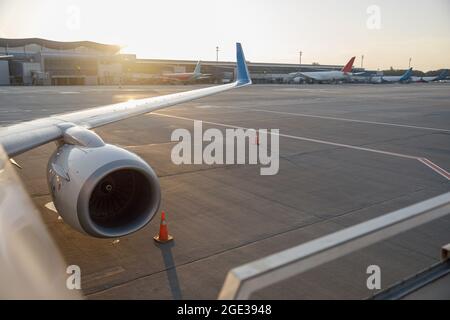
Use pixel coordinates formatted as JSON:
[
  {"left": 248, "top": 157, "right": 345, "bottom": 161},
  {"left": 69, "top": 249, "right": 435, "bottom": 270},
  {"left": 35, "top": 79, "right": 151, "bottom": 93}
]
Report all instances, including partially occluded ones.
[
  {"left": 0, "top": 55, "right": 13, "bottom": 59},
  {"left": 410, "top": 69, "right": 448, "bottom": 83},
  {"left": 283, "top": 72, "right": 305, "bottom": 84},
  {"left": 161, "top": 61, "right": 212, "bottom": 83},
  {"left": 300, "top": 57, "right": 356, "bottom": 83},
  {"left": 370, "top": 68, "right": 413, "bottom": 83},
  {"left": 0, "top": 43, "right": 251, "bottom": 239},
  {"left": 291, "top": 76, "right": 305, "bottom": 84}
]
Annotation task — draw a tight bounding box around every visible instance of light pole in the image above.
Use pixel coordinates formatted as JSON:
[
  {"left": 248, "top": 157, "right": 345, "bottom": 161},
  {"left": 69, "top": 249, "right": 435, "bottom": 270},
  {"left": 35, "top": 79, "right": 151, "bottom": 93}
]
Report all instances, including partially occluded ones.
[
  {"left": 361, "top": 55, "right": 364, "bottom": 69},
  {"left": 216, "top": 46, "right": 219, "bottom": 63},
  {"left": 408, "top": 57, "right": 412, "bottom": 68},
  {"left": 299, "top": 51, "right": 302, "bottom": 66}
]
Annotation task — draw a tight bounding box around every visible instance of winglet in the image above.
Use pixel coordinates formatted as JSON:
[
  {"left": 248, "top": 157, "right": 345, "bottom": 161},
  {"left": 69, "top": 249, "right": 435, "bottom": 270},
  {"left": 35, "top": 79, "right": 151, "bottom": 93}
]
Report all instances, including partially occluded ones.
[
  {"left": 236, "top": 43, "right": 252, "bottom": 86},
  {"left": 341, "top": 56, "right": 356, "bottom": 73}
]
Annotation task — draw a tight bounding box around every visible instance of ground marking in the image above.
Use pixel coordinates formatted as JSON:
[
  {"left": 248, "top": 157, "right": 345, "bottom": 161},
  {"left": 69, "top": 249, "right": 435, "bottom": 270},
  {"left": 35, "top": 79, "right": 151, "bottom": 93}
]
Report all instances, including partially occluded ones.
[
  {"left": 225, "top": 106, "right": 450, "bottom": 133},
  {"left": 152, "top": 112, "right": 450, "bottom": 181}
]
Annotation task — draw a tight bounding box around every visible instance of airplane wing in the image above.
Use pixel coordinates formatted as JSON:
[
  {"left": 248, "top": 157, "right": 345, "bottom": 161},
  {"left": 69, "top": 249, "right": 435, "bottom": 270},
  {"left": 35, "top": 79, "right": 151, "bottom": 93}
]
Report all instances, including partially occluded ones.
[
  {"left": 0, "top": 43, "right": 251, "bottom": 158},
  {"left": 0, "top": 43, "right": 251, "bottom": 298}
]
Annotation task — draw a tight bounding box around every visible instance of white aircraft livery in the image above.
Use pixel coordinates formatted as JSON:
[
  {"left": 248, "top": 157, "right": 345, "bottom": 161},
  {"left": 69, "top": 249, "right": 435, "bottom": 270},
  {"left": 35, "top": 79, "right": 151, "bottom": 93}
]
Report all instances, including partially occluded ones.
[
  {"left": 0, "top": 43, "right": 252, "bottom": 239},
  {"left": 410, "top": 69, "right": 448, "bottom": 83},
  {"left": 371, "top": 68, "right": 413, "bottom": 83},
  {"left": 161, "top": 61, "right": 212, "bottom": 82},
  {"left": 301, "top": 56, "right": 356, "bottom": 82}
]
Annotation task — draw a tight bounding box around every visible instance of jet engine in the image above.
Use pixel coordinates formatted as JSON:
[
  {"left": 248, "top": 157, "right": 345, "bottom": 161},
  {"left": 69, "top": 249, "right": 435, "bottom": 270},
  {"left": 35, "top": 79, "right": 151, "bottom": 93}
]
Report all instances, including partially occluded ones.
[{"left": 47, "top": 129, "right": 160, "bottom": 238}]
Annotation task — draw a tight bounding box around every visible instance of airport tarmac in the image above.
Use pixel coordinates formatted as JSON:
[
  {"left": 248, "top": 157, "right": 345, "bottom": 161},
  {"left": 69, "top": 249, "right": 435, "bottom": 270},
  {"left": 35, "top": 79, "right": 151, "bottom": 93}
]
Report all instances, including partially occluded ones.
[{"left": 1, "top": 83, "right": 449, "bottom": 299}]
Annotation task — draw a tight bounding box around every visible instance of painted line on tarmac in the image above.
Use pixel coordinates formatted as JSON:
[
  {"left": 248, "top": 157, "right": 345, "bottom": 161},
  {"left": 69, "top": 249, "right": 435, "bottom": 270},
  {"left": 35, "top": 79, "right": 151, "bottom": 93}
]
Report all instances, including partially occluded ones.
[
  {"left": 418, "top": 158, "right": 450, "bottom": 180},
  {"left": 225, "top": 106, "right": 450, "bottom": 133},
  {"left": 152, "top": 112, "right": 450, "bottom": 181}
]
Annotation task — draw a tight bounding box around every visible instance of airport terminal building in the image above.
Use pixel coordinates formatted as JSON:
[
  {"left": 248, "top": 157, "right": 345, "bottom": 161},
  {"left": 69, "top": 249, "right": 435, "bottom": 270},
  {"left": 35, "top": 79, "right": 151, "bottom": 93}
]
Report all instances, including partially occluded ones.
[
  {"left": 0, "top": 38, "right": 122, "bottom": 85},
  {"left": 0, "top": 38, "right": 362, "bottom": 86}
]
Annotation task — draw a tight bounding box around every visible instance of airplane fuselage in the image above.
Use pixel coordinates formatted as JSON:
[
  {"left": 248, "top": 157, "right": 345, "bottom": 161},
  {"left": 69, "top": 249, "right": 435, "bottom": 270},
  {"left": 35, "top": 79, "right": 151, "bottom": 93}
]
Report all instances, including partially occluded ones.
[
  {"left": 370, "top": 75, "right": 404, "bottom": 83},
  {"left": 410, "top": 76, "right": 441, "bottom": 83},
  {"left": 302, "top": 70, "right": 349, "bottom": 82},
  {"left": 371, "top": 74, "right": 411, "bottom": 83},
  {"left": 162, "top": 72, "right": 197, "bottom": 81}
]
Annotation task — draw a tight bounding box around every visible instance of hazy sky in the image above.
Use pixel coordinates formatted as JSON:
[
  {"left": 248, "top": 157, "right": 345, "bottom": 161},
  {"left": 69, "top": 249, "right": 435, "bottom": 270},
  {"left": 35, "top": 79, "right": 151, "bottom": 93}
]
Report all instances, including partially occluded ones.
[{"left": 0, "top": 0, "right": 449, "bottom": 70}]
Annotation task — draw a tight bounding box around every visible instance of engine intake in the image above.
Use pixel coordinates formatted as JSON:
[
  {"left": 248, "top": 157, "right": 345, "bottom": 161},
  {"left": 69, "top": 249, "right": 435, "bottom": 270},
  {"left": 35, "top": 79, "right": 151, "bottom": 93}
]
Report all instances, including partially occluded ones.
[
  {"left": 89, "top": 169, "right": 152, "bottom": 228},
  {"left": 47, "top": 143, "right": 160, "bottom": 238}
]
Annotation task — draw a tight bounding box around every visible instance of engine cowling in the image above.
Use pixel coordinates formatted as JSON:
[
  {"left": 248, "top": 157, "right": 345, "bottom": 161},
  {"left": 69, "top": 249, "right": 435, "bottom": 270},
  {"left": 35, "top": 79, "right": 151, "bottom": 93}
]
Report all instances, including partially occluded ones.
[{"left": 47, "top": 143, "right": 161, "bottom": 238}]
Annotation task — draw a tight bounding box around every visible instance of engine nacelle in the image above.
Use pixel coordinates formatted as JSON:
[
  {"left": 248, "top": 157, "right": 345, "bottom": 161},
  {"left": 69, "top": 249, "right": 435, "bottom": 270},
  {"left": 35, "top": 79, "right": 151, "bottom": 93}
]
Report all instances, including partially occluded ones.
[{"left": 47, "top": 143, "right": 161, "bottom": 238}]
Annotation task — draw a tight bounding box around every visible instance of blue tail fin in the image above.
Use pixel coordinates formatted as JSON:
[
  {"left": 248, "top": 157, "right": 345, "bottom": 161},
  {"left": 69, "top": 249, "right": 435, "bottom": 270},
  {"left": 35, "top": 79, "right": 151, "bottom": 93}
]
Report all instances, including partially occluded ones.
[
  {"left": 236, "top": 43, "right": 252, "bottom": 86},
  {"left": 399, "top": 67, "right": 413, "bottom": 81},
  {"left": 437, "top": 69, "right": 448, "bottom": 80},
  {"left": 194, "top": 61, "right": 201, "bottom": 75}
]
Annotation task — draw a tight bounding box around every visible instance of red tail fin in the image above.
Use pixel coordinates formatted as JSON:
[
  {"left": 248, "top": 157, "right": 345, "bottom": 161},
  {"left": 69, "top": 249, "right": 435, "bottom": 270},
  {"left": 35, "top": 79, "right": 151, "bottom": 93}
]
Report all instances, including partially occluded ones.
[{"left": 341, "top": 56, "right": 356, "bottom": 73}]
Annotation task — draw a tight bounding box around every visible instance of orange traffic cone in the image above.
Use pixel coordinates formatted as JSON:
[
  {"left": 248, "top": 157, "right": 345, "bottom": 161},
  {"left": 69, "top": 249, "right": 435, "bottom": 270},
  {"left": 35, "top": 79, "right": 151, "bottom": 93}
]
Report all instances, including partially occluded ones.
[{"left": 154, "top": 211, "right": 173, "bottom": 243}]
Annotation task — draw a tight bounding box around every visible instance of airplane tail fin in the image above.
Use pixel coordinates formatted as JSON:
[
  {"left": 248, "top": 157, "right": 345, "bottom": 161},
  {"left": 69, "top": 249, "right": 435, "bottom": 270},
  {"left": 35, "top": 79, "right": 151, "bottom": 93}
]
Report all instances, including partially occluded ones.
[
  {"left": 194, "top": 61, "right": 201, "bottom": 75},
  {"left": 341, "top": 56, "right": 356, "bottom": 73},
  {"left": 400, "top": 67, "right": 413, "bottom": 81},
  {"left": 236, "top": 43, "right": 252, "bottom": 86},
  {"left": 437, "top": 69, "right": 448, "bottom": 80}
]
